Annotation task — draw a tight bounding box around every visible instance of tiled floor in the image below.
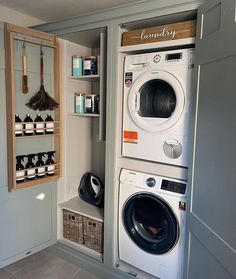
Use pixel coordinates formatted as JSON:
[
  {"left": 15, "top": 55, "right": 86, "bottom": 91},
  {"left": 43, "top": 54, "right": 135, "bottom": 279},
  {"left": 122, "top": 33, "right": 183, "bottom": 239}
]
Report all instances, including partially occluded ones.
[{"left": 0, "top": 250, "right": 101, "bottom": 279}]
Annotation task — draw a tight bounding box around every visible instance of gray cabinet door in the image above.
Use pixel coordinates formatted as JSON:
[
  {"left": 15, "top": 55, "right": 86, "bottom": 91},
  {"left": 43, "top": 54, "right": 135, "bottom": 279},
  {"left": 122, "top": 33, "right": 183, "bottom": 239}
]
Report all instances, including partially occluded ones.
[{"left": 186, "top": 1, "right": 236, "bottom": 278}]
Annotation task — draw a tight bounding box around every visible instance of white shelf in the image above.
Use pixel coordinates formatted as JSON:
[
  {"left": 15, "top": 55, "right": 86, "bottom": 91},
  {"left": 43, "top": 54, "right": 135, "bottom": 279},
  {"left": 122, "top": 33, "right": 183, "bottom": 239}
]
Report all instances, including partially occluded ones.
[
  {"left": 69, "top": 75, "right": 100, "bottom": 81},
  {"left": 59, "top": 197, "right": 104, "bottom": 222},
  {"left": 118, "top": 37, "right": 195, "bottom": 53},
  {"left": 58, "top": 237, "right": 103, "bottom": 262},
  {"left": 73, "top": 113, "right": 99, "bottom": 117}
]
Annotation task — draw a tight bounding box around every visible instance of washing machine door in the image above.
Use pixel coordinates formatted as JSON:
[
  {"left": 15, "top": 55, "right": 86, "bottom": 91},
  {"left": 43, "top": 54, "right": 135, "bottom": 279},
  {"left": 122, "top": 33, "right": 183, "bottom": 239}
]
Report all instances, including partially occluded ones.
[
  {"left": 128, "top": 70, "right": 184, "bottom": 132},
  {"left": 123, "top": 193, "right": 179, "bottom": 254}
]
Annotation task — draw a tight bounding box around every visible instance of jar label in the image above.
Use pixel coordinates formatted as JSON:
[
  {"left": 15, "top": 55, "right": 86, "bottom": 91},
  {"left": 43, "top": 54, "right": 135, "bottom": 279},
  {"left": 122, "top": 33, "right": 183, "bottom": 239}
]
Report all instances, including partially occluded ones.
[
  {"left": 73, "top": 59, "right": 82, "bottom": 68},
  {"left": 15, "top": 123, "right": 23, "bottom": 130},
  {"left": 25, "top": 123, "right": 34, "bottom": 133},
  {"left": 84, "top": 60, "right": 91, "bottom": 70},
  {"left": 76, "top": 96, "right": 82, "bottom": 105},
  {"left": 85, "top": 99, "right": 92, "bottom": 108},
  {"left": 46, "top": 122, "right": 54, "bottom": 132},
  {"left": 27, "top": 169, "right": 35, "bottom": 178},
  {"left": 15, "top": 123, "right": 23, "bottom": 135},
  {"left": 16, "top": 170, "right": 24, "bottom": 179},
  {"left": 37, "top": 167, "right": 45, "bottom": 176},
  {"left": 47, "top": 165, "right": 55, "bottom": 174},
  {"left": 36, "top": 123, "right": 44, "bottom": 133}
]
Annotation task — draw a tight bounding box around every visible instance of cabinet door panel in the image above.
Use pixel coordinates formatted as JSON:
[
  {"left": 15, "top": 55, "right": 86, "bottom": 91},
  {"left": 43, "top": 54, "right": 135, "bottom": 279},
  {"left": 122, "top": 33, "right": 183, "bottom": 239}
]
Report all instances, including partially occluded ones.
[{"left": 187, "top": 0, "right": 236, "bottom": 278}]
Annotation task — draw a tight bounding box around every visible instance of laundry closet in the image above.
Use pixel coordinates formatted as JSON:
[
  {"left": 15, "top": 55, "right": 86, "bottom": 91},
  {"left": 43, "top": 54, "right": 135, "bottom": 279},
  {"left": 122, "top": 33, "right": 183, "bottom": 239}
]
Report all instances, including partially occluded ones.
[{"left": 0, "top": 1, "right": 235, "bottom": 279}]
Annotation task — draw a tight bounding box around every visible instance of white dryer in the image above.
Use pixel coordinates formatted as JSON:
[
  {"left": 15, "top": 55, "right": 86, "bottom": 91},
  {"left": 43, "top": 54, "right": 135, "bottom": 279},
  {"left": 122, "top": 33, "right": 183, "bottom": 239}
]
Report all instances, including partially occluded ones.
[
  {"left": 122, "top": 48, "right": 194, "bottom": 167},
  {"left": 118, "top": 169, "right": 187, "bottom": 279}
]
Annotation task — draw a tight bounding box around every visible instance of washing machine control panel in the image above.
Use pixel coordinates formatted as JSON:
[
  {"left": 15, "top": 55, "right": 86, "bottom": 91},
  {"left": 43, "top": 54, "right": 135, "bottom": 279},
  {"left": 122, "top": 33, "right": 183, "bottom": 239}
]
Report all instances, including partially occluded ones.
[
  {"left": 146, "top": 177, "right": 156, "bottom": 187},
  {"left": 161, "top": 179, "right": 186, "bottom": 194}
]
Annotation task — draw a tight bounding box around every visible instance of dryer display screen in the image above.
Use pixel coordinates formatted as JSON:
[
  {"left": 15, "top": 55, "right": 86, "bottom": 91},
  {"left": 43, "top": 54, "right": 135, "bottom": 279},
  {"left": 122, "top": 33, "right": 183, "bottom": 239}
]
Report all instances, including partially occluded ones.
[{"left": 166, "top": 53, "right": 182, "bottom": 60}]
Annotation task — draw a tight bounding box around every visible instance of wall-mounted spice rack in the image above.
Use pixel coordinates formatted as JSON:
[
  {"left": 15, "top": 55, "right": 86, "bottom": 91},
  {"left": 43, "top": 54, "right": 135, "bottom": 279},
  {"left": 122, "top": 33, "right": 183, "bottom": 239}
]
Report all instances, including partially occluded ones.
[{"left": 5, "top": 23, "right": 62, "bottom": 192}]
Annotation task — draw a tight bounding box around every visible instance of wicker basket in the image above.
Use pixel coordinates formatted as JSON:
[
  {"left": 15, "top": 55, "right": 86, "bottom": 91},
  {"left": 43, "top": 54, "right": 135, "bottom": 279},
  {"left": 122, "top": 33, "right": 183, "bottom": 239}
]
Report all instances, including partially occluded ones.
[
  {"left": 83, "top": 216, "right": 103, "bottom": 253},
  {"left": 63, "top": 209, "right": 84, "bottom": 244}
]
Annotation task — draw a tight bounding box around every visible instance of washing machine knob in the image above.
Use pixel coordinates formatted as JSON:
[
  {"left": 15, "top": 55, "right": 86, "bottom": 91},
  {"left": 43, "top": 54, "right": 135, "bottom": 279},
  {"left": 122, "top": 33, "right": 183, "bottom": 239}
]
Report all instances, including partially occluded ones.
[{"left": 146, "top": 177, "right": 156, "bottom": 187}]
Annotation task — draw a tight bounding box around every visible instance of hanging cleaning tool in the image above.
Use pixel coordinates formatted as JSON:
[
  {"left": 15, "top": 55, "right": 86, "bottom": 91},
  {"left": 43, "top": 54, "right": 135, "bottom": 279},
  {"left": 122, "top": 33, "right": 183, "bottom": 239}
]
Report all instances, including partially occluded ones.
[
  {"left": 25, "top": 154, "right": 36, "bottom": 180},
  {"left": 46, "top": 151, "right": 55, "bottom": 176},
  {"left": 36, "top": 152, "right": 46, "bottom": 178},
  {"left": 22, "top": 42, "right": 28, "bottom": 94},
  {"left": 26, "top": 46, "right": 59, "bottom": 111},
  {"left": 16, "top": 155, "right": 26, "bottom": 183}
]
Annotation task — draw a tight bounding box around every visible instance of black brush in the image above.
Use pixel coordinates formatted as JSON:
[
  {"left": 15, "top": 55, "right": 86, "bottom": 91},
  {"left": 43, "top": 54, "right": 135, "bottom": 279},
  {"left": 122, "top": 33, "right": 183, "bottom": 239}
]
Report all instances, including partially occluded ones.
[{"left": 26, "top": 47, "right": 58, "bottom": 111}]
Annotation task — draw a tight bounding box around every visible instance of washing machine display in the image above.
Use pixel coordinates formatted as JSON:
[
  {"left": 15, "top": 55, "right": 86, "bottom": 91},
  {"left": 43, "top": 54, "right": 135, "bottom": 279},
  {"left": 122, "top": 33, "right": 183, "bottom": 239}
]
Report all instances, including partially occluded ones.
[
  {"left": 118, "top": 169, "right": 187, "bottom": 279},
  {"left": 122, "top": 48, "right": 194, "bottom": 167}
]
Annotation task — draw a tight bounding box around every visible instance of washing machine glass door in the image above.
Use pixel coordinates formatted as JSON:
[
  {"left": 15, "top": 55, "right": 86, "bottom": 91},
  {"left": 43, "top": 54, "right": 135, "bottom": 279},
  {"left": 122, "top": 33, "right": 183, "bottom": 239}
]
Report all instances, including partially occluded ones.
[
  {"left": 128, "top": 70, "right": 184, "bottom": 132},
  {"left": 123, "top": 193, "right": 179, "bottom": 254}
]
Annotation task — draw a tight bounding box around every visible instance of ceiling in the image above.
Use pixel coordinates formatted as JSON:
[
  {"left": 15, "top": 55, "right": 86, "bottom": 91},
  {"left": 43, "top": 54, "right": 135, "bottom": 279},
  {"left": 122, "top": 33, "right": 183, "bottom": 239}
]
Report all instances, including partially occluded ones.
[{"left": 0, "top": 0, "right": 145, "bottom": 22}]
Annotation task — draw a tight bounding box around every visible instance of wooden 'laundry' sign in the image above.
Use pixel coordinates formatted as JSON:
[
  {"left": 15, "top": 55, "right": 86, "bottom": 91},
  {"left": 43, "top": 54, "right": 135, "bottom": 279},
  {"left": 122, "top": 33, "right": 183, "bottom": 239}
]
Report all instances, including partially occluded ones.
[{"left": 121, "top": 20, "right": 196, "bottom": 46}]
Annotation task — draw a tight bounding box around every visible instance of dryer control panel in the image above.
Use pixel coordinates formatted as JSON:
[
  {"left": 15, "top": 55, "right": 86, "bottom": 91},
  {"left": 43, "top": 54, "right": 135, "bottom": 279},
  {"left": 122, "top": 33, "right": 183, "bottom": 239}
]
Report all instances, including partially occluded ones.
[{"left": 161, "top": 179, "right": 186, "bottom": 194}]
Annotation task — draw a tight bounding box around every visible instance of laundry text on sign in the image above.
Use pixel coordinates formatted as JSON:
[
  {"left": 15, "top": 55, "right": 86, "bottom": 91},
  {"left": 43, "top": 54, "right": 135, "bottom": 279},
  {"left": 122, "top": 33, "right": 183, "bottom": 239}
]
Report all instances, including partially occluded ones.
[{"left": 140, "top": 27, "right": 176, "bottom": 41}]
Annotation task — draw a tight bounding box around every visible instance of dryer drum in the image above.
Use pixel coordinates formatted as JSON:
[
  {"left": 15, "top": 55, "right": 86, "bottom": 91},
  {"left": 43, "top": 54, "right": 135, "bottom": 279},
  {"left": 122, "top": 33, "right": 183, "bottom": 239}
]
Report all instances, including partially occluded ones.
[
  {"left": 123, "top": 193, "right": 179, "bottom": 254},
  {"left": 139, "top": 79, "right": 176, "bottom": 118}
]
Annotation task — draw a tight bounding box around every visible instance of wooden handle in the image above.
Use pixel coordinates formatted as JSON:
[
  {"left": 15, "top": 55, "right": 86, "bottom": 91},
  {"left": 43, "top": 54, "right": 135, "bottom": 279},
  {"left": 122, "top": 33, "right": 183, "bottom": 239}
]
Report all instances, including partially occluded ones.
[
  {"left": 41, "top": 55, "right": 44, "bottom": 84},
  {"left": 23, "top": 55, "right": 27, "bottom": 75},
  {"left": 22, "top": 75, "right": 28, "bottom": 94}
]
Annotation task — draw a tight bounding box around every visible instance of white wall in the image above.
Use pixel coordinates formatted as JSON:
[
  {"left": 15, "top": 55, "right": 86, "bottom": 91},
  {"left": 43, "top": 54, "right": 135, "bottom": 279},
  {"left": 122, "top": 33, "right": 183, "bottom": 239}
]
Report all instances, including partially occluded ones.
[{"left": 0, "top": 4, "right": 45, "bottom": 27}]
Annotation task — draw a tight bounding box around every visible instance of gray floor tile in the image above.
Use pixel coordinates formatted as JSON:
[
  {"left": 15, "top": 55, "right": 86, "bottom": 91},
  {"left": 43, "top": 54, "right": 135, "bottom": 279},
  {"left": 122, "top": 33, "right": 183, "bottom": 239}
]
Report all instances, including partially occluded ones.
[
  {"left": 71, "top": 269, "right": 101, "bottom": 279},
  {"left": 16, "top": 251, "right": 80, "bottom": 279},
  {"left": 5, "top": 254, "right": 35, "bottom": 274},
  {"left": 0, "top": 268, "right": 17, "bottom": 279},
  {"left": 5, "top": 250, "right": 53, "bottom": 274}
]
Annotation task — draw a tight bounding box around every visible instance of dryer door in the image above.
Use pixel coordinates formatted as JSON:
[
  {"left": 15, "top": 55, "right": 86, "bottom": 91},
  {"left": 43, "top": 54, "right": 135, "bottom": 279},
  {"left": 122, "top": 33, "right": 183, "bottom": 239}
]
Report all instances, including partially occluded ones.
[
  {"left": 123, "top": 193, "right": 179, "bottom": 254},
  {"left": 128, "top": 70, "right": 184, "bottom": 132}
]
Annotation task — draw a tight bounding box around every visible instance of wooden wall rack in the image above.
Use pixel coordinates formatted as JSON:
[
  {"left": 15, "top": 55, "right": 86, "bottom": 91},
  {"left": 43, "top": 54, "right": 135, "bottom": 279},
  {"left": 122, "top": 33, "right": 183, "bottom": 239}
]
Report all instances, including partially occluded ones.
[{"left": 5, "top": 23, "right": 62, "bottom": 192}]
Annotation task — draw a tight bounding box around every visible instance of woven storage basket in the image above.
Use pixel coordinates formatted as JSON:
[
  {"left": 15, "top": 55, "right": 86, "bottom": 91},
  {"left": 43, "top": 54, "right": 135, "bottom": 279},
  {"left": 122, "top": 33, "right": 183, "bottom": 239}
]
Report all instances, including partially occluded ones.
[
  {"left": 63, "top": 209, "right": 84, "bottom": 244},
  {"left": 83, "top": 216, "right": 103, "bottom": 253}
]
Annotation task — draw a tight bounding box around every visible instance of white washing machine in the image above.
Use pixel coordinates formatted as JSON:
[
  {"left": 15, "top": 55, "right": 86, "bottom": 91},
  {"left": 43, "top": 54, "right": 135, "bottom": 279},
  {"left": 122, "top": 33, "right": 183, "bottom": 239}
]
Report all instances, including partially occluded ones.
[
  {"left": 122, "top": 48, "right": 194, "bottom": 167},
  {"left": 118, "top": 169, "right": 187, "bottom": 279}
]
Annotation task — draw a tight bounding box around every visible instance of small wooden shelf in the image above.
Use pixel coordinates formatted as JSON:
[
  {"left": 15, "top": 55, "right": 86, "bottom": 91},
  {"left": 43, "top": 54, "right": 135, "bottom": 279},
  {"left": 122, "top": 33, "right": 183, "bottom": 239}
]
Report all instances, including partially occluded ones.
[
  {"left": 69, "top": 75, "right": 100, "bottom": 81},
  {"left": 16, "top": 174, "right": 59, "bottom": 189},
  {"left": 17, "top": 163, "right": 59, "bottom": 178},
  {"left": 118, "top": 37, "right": 195, "bottom": 53},
  {"left": 59, "top": 197, "right": 104, "bottom": 222},
  {"left": 73, "top": 113, "right": 99, "bottom": 117},
  {"left": 16, "top": 133, "right": 60, "bottom": 139},
  {"left": 58, "top": 237, "right": 103, "bottom": 262}
]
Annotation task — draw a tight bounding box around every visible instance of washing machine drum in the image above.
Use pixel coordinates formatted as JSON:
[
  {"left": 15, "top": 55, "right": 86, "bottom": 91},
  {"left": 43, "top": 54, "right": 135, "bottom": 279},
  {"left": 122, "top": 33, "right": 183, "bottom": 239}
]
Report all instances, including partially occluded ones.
[
  {"left": 78, "top": 172, "right": 104, "bottom": 207},
  {"left": 123, "top": 193, "right": 179, "bottom": 254}
]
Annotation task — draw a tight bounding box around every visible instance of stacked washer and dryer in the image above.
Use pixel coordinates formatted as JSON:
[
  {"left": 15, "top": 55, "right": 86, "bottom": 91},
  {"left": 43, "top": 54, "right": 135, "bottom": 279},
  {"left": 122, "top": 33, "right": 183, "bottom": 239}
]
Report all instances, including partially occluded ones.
[{"left": 118, "top": 48, "right": 194, "bottom": 279}]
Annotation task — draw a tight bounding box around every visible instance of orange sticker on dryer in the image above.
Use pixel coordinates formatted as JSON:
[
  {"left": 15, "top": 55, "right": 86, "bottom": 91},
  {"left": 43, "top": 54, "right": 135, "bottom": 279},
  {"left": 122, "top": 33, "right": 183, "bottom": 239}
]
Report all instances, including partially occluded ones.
[{"left": 123, "top": 131, "right": 138, "bottom": 144}]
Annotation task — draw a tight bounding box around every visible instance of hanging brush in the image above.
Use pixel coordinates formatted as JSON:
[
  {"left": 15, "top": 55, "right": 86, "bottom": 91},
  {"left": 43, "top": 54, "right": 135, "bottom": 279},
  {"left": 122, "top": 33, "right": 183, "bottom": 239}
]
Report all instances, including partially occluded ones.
[
  {"left": 22, "top": 42, "right": 28, "bottom": 94},
  {"left": 26, "top": 46, "right": 59, "bottom": 111}
]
